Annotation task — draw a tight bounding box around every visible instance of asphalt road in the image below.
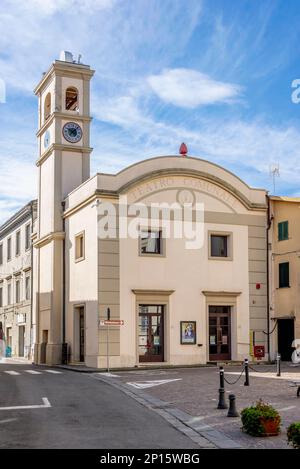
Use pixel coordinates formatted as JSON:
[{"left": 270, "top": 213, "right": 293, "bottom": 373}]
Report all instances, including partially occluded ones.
[{"left": 0, "top": 363, "right": 198, "bottom": 449}]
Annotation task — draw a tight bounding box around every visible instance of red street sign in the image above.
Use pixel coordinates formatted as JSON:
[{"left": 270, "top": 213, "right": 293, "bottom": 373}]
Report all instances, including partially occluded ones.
[{"left": 103, "top": 320, "right": 124, "bottom": 326}]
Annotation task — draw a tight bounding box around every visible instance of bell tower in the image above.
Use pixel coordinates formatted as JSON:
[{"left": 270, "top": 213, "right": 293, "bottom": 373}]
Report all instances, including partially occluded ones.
[{"left": 34, "top": 52, "right": 94, "bottom": 364}]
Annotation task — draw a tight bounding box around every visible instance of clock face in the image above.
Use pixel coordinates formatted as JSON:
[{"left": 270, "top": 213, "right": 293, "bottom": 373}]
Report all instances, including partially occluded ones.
[
  {"left": 44, "top": 130, "right": 50, "bottom": 149},
  {"left": 62, "top": 122, "right": 82, "bottom": 143}
]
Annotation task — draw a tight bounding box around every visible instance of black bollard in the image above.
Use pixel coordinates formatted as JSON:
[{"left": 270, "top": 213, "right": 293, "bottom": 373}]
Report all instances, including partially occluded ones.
[
  {"left": 217, "top": 388, "right": 228, "bottom": 409},
  {"left": 217, "top": 367, "right": 228, "bottom": 409},
  {"left": 276, "top": 353, "right": 281, "bottom": 377},
  {"left": 227, "top": 394, "right": 239, "bottom": 417},
  {"left": 219, "top": 366, "right": 225, "bottom": 389},
  {"left": 244, "top": 358, "right": 250, "bottom": 386}
]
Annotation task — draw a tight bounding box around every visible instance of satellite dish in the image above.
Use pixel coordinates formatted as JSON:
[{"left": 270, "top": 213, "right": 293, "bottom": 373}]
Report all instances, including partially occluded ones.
[{"left": 59, "top": 51, "right": 73, "bottom": 63}]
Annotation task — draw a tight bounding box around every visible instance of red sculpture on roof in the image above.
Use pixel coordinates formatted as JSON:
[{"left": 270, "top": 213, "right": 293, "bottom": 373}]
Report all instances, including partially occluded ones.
[{"left": 179, "top": 142, "right": 188, "bottom": 156}]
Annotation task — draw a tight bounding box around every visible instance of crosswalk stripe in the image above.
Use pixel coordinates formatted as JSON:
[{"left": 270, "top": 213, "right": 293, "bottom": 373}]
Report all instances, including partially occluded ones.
[
  {"left": 4, "top": 371, "right": 20, "bottom": 376},
  {"left": 44, "top": 370, "right": 62, "bottom": 374},
  {"left": 24, "top": 370, "right": 42, "bottom": 375}
]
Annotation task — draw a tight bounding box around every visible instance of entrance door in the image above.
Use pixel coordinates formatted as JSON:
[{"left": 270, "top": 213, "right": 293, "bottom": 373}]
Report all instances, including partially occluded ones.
[
  {"left": 18, "top": 326, "right": 25, "bottom": 357},
  {"left": 278, "top": 319, "right": 294, "bottom": 361},
  {"left": 139, "top": 305, "right": 164, "bottom": 362},
  {"left": 79, "top": 308, "right": 85, "bottom": 362},
  {"left": 209, "top": 306, "right": 231, "bottom": 361}
]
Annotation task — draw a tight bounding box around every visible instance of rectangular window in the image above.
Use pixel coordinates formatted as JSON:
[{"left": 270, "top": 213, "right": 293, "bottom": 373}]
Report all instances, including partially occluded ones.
[
  {"left": 15, "top": 279, "right": 20, "bottom": 303},
  {"left": 210, "top": 234, "right": 228, "bottom": 257},
  {"left": 25, "top": 275, "right": 31, "bottom": 301},
  {"left": 279, "top": 262, "right": 289, "bottom": 288},
  {"left": 25, "top": 224, "right": 31, "bottom": 251},
  {"left": 0, "top": 244, "right": 3, "bottom": 265},
  {"left": 278, "top": 221, "right": 288, "bottom": 241},
  {"left": 7, "top": 237, "right": 11, "bottom": 261},
  {"left": 140, "top": 230, "right": 162, "bottom": 255},
  {"left": 16, "top": 231, "right": 21, "bottom": 256},
  {"left": 0, "top": 287, "right": 3, "bottom": 307},
  {"left": 7, "top": 283, "right": 11, "bottom": 305},
  {"left": 75, "top": 232, "right": 85, "bottom": 261}
]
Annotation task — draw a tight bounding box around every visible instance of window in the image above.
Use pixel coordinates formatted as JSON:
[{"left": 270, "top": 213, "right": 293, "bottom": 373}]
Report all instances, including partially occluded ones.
[
  {"left": 278, "top": 221, "right": 288, "bottom": 241},
  {"left": 16, "top": 231, "right": 20, "bottom": 256},
  {"left": 7, "top": 283, "right": 11, "bottom": 305},
  {"left": 0, "top": 287, "right": 3, "bottom": 307},
  {"left": 15, "top": 279, "right": 20, "bottom": 303},
  {"left": 44, "top": 93, "right": 51, "bottom": 122},
  {"left": 140, "top": 230, "right": 162, "bottom": 255},
  {"left": 75, "top": 232, "right": 85, "bottom": 261},
  {"left": 210, "top": 234, "right": 230, "bottom": 258},
  {"left": 279, "top": 262, "right": 289, "bottom": 288},
  {"left": 25, "top": 224, "right": 31, "bottom": 251},
  {"left": 7, "top": 237, "right": 11, "bottom": 261},
  {"left": 25, "top": 275, "right": 31, "bottom": 301},
  {"left": 66, "top": 87, "right": 78, "bottom": 111},
  {"left": 0, "top": 244, "right": 2, "bottom": 265}
]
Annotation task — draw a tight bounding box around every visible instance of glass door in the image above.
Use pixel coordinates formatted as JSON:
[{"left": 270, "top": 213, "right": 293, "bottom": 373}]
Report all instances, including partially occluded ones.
[
  {"left": 139, "top": 305, "right": 164, "bottom": 362},
  {"left": 209, "top": 306, "right": 231, "bottom": 360}
]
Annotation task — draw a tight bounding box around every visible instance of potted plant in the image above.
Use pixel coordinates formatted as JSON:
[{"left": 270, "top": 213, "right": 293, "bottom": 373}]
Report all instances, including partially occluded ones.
[
  {"left": 287, "top": 422, "right": 300, "bottom": 449},
  {"left": 241, "top": 399, "right": 281, "bottom": 437}
]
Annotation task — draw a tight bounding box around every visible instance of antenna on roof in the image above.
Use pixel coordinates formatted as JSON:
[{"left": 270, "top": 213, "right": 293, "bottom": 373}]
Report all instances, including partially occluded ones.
[{"left": 269, "top": 163, "right": 280, "bottom": 194}]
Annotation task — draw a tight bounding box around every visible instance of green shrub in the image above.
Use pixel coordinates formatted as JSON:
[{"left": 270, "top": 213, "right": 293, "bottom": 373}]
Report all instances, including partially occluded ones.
[
  {"left": 287, "top": 422, "right": 300, "bottom": 449},
  {"left": 241, "top": 399, "right": 281, "bottom": 437}
]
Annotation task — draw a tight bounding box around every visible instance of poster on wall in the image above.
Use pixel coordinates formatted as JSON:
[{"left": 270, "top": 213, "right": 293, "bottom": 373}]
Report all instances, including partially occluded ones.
[{"left": 180, "top": 321, "right": 196, "bottom": 345}]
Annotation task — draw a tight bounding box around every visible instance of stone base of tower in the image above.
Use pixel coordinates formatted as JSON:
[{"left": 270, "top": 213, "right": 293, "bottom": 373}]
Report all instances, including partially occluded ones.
[{"left": 33, "top": 342, "right": 62, "bottom": 365}]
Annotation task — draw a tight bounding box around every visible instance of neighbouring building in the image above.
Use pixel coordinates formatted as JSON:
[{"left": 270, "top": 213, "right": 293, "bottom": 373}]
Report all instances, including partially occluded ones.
[
  {"left": 0, "top": 201, "right": 37, "bottom": 359},
  {"left": 269, "top": 196, "right": 300, "bottom": 361},
  {"left": 31, "top": 52, "right": 269, "bottom": 367}
]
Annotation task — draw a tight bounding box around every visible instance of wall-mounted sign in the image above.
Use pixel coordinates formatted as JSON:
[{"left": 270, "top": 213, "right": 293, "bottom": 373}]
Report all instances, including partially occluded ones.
[
  {"left": 180, "top": 321, "right": 196, "bottom": 345},
  {"left": 254, "top": 345, "right": 265, "bottom": 359}
]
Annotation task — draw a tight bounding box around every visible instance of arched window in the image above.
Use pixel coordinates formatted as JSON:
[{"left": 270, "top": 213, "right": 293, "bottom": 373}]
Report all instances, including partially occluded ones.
[
  {"left": 44, "top": 93, "right": 51, "bottom": 121},
  {"left": 65, "top": 87, "right": 78, "bottom": 111}
]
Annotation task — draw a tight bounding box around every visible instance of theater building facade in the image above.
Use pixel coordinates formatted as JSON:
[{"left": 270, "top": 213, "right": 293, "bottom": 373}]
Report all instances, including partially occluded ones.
[{"left": 33, "top": 55, "right": 269, "bottom": 367}]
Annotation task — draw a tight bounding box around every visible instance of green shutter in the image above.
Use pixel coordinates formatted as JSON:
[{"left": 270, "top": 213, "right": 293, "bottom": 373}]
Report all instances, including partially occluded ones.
[
  {"left": 279, "top": 262, "right": 289, "bottom": 288},
  {"left": 278, "top": 221, "right": 288, "bottom": 241}
]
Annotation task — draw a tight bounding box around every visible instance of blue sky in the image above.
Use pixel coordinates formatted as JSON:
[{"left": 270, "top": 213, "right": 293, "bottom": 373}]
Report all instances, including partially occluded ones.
[{"left": 1, "top": 0, "right": 300, "bottom": 223}]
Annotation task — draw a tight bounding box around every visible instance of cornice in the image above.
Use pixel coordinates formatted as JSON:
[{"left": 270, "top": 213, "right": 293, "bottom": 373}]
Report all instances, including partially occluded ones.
[
  {"left": 33, "top": 231, "right": 65, "bottom": 249},
  {"left": 36, "top": 144, "right": 93, "bottom": 166}
]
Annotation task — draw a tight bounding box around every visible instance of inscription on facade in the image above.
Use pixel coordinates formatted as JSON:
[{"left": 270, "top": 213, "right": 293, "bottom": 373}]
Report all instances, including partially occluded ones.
[{"left": 127, "top": 176, "right": 239, "bottom": 209}]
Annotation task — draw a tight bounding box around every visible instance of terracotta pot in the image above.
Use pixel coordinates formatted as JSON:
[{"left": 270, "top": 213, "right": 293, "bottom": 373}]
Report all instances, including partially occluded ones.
[{"left": 260, "top": 417, "right": 280, "bottom": 436}]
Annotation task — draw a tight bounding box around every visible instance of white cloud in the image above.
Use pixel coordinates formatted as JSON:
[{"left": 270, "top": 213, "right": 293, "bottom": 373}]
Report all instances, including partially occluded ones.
[
  {"left": 13, "top": 0, "right": 115, "bottom": 16},
  {"left": 147, "top": 68, "right": 242, "bottom": 108}
]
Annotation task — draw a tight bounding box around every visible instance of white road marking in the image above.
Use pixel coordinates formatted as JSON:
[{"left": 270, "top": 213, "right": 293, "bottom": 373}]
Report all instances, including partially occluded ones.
[
  {"left": 24, "top": 370, "right": 42, "bottom": 375},
  {"left": 4, "top": 371, "right": 20, "bottom": 376},
  {"left": 277, "top": 406, "right": 296, "bottom": 412},
  {"left": 98, "top": 372, "right": 120, "bottom": 378},
  {"left": 226, "top": 371, "right": 300, "bottom": 381},
  {"left": 127, "top": 378, "right": 182, "bottom": 389},
  {"left": 0, "top": 397, "right": 51, "bottom": 411},
  {"left": 0, "top": 418, "right": 18, "bottom": 424},
  {"left": 44, "top": 370, "right": 62, "bottom": 374}
]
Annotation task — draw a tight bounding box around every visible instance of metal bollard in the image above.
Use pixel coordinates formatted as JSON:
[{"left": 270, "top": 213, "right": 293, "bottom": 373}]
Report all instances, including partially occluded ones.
[
  {"left": 217, "top": 367, "right": 228, "bottom": 409},
  {"left": 276, "top": 353, "right": 281, "bottom": 377},
  {"left": 227, "top": 394, "right": 239, "bottom": 417},
  {"left": 244, "top": 358, "right": 250, "bottom": 386},
  {"left": 219, "top": 366, "right": 225, "bottom": 389}
]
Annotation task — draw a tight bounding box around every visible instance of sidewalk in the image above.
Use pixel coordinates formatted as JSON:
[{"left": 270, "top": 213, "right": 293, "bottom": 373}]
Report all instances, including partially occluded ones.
[
  {"left": 0, "top": 357, "right": 33, "bottom": 365},
  {"left": 93, "top": 363, "right": 300, "bottom": 449}
]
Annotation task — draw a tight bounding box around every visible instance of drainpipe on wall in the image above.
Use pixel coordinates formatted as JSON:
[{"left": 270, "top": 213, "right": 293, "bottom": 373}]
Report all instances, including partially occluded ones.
[
  {"left": 266, "top": 194, "right": 272, "bottom": 361},
  {"left": 30, "top": 201, "right": 34, "bottom": 362},
  {"left": 61, "top": 201, "right": 66, "bottom": 363}
]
